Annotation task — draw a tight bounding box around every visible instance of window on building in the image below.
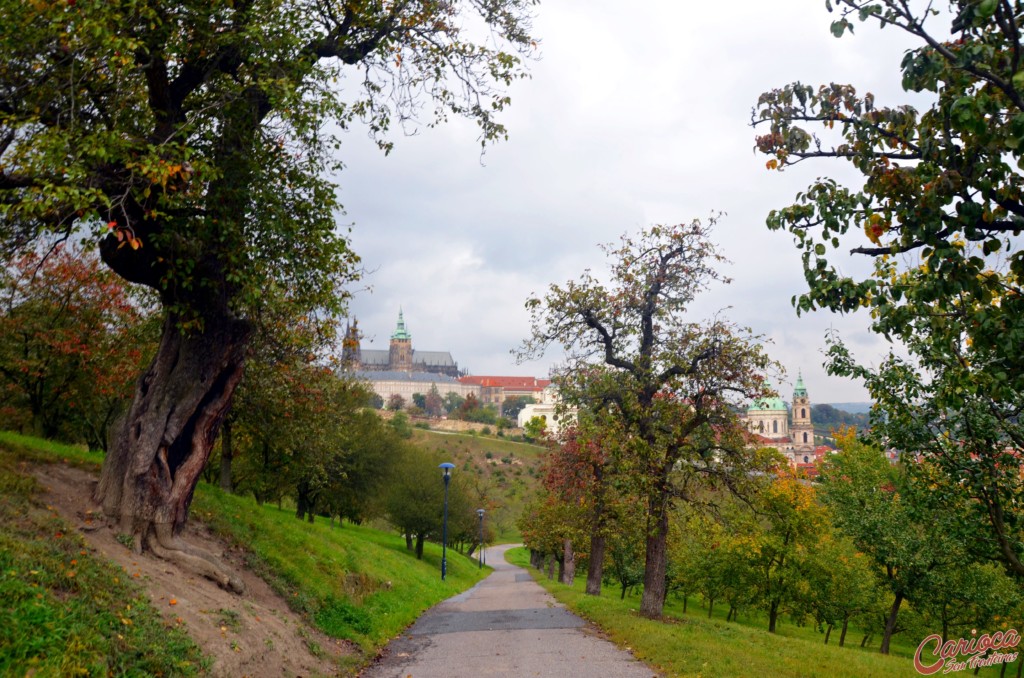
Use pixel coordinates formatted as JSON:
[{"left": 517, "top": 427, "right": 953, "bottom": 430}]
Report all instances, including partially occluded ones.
[
  {"left": 772, "top": 420, "right": 778, "bottom": 434},
  {"left": 803, "top": 432, "right": 808, "bottom": 443},
  {"left": 804, "top": 456, "right": 809, "bottom": 463},
  {"left": 801, "top": 408, "right": 806, "bottom": 418}
]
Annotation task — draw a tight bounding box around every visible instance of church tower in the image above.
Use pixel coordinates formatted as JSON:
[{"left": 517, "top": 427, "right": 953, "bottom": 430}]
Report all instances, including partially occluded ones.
[
  {"left": 791, "top": 371, "right": 815, "bottom": 458},
  {"left": 388, "top": 309, "right": 413, "bottom": 372}
]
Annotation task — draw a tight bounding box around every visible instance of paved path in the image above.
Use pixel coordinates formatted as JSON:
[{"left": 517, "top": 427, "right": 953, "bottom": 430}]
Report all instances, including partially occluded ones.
[{"left": 361, "top": 544, "right": 655, "bottom": 678}]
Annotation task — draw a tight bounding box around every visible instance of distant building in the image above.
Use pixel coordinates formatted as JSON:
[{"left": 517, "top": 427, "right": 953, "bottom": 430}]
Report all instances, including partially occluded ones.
[
  {"left": 742, "top": 372, "right": 820, "bottom": 467},
  {"left": 344, "top": 310, "right": 461, "bottom": 377},
  {"left": 517, "top": 385, "right": 576, "bottom": 436},
  {"left": 458, "top": 375, "right": 551, "bottom": 411}
]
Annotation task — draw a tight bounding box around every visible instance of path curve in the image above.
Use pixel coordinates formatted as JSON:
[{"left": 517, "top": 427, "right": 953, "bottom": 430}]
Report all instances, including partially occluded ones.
[{"left": 361, "top": 544, "right": 656, "bottom": 678}]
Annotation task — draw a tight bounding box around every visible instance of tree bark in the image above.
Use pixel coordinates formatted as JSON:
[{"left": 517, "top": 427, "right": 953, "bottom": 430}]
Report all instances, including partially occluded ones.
[
  {"left": 94, "top": 311, "right": 249, "bottom": 592},
  {"left": 415, "top": 533, "right": 425, "bottom": 559},
  {"left": 586, "top": 532, "right": 606, "bottom": 596},
  {"left": 561, "top": 538, "right": 576, "bottom": 585},
  {"left": 708, "top": 597, "right": 715, "bottom": 619},
  {"left": 880, "top": 592, "right": 904, "bottom": 655},
  {"left": 825, "top": 624, "right": 833, "bottom": 645},
  {"left": 839, "top": 614, "right": 849, "bottom": 647},
  {"left": 768, "top": 599, "right": 780, "bottom": 633},
  {"left": 639, "top": 488, "right": 670, "bottom": 618},
  {"left": 219, "top": 418, "right": 233, "bottom": 492},
  {"left": 406, "top": 533, "right": 413, "bottom": 550}
]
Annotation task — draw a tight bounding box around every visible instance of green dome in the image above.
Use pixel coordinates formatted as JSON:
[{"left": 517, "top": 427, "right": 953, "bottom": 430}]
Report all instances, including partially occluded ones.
[{"left": 749, "top": 382, "right": 787, "bottom": 412}]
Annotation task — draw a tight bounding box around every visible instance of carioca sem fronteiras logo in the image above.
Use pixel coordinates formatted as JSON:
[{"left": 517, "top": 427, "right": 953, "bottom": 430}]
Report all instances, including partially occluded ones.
[{"left": 914, "top": 628, "right": 1021, "bottom": 675}]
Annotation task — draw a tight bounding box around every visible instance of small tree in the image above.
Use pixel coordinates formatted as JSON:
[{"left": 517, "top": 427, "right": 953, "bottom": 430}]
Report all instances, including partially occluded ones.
[{"left": 387, "top": 394, "right": 406, "bottom": 412}]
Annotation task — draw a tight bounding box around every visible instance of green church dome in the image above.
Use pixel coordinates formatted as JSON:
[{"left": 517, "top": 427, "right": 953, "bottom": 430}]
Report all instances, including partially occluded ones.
[{"left": 748, "top": 382, "right": 788, "bottom": 412}]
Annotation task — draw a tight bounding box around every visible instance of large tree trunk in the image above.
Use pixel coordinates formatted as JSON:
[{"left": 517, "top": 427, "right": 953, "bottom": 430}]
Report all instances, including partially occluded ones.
[
  {"left": 94, "top": 311, "right": 249, "bottom": 593},
  {"left": 219, "top": 418, "right": 233, "bottom": 492},
  {"left": 839, "top": 614, "right": 849, "bottom": 647},
  {"left": 880, "top": 592, "right": 903, "bottom": 655},
  {"left": 639, "top": 489, "right": 670, "bottom": 618},
  {"left": 586, "top": 532, "right": 606, "bottom": 596}
]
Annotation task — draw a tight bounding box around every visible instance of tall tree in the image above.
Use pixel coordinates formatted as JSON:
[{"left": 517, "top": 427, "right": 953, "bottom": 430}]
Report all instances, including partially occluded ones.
[
  {"left": 0, "top": 0, "right": 536, "bottom": 582},
  {"left": 519, "top": 220, "right": 776, "bottom": 618},
  {"left": 753, "top": 0, "right": 1024, "bottom": 578}
]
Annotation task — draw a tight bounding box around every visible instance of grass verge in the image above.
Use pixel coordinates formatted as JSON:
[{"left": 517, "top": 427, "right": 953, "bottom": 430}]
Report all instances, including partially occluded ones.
[
  {"left": 504, "top": 547, "right": 1018, "bottom": 678},
  {"left": 0, "top": 447, "right": 207, "bottom": 676}
]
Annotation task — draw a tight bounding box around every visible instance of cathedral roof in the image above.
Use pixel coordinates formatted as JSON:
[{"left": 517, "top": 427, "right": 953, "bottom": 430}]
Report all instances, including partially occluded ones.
[{"left": 391, "top": 308, "right": 412, "bottom": 341}]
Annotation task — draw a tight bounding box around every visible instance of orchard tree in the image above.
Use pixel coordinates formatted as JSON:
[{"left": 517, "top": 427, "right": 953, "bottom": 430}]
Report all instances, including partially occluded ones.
[
  {"left": 0, "top": 244, "right": 156, "bottom": 447},
  {"left": 539, "top": 421, "right": 623, "bottom": 595},
  {"left": 518, "top": 220, "right": 776, "bottom": 618},
  {"left": 819, "top": 430, "right": 961, "bottom": 654},
  {"left": 753, "top": 0, "right": 1024, "bottom": 578},
  {"left": 0, "top": 0, "right": 536, "bottom": 584}
]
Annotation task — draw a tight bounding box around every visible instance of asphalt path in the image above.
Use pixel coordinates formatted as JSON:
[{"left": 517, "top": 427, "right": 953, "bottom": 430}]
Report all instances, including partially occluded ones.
[{"left": 361, "top": 543, "right": 656, "bottom": 678}]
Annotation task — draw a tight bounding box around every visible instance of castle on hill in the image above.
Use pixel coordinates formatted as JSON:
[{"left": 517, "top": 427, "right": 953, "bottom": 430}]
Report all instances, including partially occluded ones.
[{"left": 344, "top": 309, "right": 462, "bottom": 378}]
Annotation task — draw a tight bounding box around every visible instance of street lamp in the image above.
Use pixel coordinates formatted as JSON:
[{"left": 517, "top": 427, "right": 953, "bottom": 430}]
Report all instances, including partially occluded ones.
[
  {"left": 439, "top": 462, "right": 455, "bottom": 581},
  {"left": 476, "top": 508, "right": 485, "bottom": 569}
]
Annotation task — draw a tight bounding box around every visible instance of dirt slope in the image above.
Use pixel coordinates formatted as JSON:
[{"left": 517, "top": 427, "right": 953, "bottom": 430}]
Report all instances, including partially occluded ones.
[{"left": 31, "top": 462, "right": 354, "bottom": 678}]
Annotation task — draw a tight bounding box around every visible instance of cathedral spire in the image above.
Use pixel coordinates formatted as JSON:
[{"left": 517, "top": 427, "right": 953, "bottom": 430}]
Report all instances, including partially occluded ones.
[
  {"left": 391, "top": 307, "right": 411, "bottom": 341},
  {"left": 793, "top": 370, "right": 808, "bottom": 398}
]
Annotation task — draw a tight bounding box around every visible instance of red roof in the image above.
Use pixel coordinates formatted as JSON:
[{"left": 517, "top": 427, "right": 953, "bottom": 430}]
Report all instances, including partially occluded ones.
[{"left": 459, "top": 375, "right": 551, "bottom": 390}]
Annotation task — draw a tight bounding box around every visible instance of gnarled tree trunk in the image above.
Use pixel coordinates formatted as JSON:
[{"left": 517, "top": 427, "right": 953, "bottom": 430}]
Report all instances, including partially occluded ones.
[{"left": 94, "top": 310, "right": 250, "bottom": 593}]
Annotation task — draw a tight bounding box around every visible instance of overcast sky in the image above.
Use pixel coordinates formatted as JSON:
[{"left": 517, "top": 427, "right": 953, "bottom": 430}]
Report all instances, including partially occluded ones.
[{"left": 336, "top": 0, "right": 935, "bottom": 404}]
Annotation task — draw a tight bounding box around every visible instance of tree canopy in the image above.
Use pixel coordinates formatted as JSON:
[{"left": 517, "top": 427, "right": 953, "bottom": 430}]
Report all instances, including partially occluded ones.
[
  {"left": 519, "top": 220, "right": 776, "bottom": 618},
  {"left": 753, "top": 0, "right": 1024, "bottom": 578},
  {"left": 0, "top": 0, "right": 538, "bottom": 587}
]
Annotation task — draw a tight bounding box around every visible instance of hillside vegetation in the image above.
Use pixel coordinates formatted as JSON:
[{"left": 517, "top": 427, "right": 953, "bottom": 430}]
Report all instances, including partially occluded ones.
[{"left": 0, "top": 432, "right": 490, "bottom": 674}]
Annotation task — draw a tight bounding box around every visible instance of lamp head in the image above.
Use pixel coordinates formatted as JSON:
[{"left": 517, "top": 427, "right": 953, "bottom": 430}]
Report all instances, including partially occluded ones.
[
  {"left": 476, "top": 508, "right": 485, "bottom": 517},
  {"left": 439, "top": 462, "right": 455, "bottom": 478}
]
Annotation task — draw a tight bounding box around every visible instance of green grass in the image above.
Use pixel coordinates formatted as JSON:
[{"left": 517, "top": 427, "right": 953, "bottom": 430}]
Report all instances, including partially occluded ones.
[
  {"left": 0, "top": 431, "right": 491, "bottom": 673},
  {"left": 192, "top": 486, "right": 490, "bottom": 654},
  {"left": 0, "top": 445, "right": 208, "bottom": 676},
  {"left": 411, "top": 428, "right": 545, "bottom": 541},
  {"left": 506, "top": 548, "right": 1020, "bottom": 678}
]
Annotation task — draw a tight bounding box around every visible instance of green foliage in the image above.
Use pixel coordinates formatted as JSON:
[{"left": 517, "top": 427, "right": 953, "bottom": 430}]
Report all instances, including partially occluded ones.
[
  {"left": 518, "top": 220, "right": 777, "bottom": 617},
  {"left": 0, "top": 448, "right": 206, "bottom": 676},
  {"left": 383, "top": 445, "right": 475, "bottom": 559},
  {"left": 754, "top": 0, "right": 1024, "bottom": 579},
  {"left": 6, "top": 431, "right": 490, "bottom": 663},
  {"left": 0, "top": 0, "right": 537, "bottom": 319},
  {"left": 508, "top": 547, "right": 929, "bottom": 677}
]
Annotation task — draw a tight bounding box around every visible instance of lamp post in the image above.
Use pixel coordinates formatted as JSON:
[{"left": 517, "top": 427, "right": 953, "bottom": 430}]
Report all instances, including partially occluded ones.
[
  {"left": 439, "top": 462, "right": 455, "bottom": 581},
  {"left": 476, "top": 508, "right": 485, "bottom": 569}
]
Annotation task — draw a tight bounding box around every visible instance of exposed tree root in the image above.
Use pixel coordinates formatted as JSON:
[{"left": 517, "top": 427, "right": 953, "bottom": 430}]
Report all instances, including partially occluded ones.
[{"left": 145, "top": 523, "right": 245, "bottom": 594}]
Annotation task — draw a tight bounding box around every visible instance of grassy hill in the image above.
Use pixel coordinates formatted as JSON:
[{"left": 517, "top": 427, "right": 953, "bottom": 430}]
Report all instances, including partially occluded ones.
[
  {"left": 0, "top": 431, "right": 490, "bottom": 675},
  {"left": 408, "top": 427, "right": 546, "bottom": 540}
]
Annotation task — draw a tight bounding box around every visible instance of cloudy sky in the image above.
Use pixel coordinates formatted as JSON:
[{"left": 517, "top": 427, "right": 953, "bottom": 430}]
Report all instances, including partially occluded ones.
[{"left": 336, "top": 0, "right": 935, "bottom": 404}]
